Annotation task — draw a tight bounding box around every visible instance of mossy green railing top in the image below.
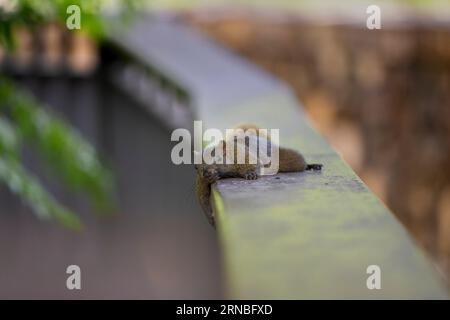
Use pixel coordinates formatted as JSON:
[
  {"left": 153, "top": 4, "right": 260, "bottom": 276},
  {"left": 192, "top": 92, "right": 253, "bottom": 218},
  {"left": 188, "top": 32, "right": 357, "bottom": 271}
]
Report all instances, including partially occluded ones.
[{"left": 108, "top": 15, "right": 448, "bottom": 299}]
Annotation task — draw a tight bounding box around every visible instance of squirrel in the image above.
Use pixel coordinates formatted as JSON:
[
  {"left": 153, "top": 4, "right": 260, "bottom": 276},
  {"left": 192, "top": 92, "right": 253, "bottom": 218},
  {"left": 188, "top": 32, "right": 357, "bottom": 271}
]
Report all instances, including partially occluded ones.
[{"left": 194, "top": 124, "right": 322, "bottom": 226}]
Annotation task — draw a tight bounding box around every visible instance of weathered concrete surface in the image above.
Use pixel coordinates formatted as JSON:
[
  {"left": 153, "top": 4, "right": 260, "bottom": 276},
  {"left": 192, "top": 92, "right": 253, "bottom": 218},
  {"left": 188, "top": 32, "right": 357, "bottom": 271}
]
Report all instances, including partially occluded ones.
[
  {"left": 109, "top": 15, "right": 449, "bottom": 299},
  {"left": 214, "top": 161, "right": 448, "bottom": 299}
]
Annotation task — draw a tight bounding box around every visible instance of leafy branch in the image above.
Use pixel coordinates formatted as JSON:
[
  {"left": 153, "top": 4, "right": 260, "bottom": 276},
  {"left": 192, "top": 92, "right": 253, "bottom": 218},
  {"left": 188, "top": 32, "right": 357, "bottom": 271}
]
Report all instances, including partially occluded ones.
[
  {"left": 0, "top": 77, "right": 114, "bottom": 229},
  {"left": 1, "top": 0, "right": 142, "bottom": 49},
  {"left": 0, "top": 0, "right": 143, "bottom": 228}
]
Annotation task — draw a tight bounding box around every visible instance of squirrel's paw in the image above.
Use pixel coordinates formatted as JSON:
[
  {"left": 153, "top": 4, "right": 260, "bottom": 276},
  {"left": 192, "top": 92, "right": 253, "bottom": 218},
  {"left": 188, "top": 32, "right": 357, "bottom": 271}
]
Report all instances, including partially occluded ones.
[{"left": 244, "top": 171, "right": 258, "bottom": 180}]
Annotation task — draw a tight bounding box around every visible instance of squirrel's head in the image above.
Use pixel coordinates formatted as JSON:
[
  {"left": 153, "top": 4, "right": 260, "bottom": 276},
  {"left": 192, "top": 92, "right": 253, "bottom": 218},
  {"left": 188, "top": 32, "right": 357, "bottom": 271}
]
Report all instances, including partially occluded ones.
[
  {"left": 195, "top": 163, "right": 219, "bottom": 183},
  {"left": 194, "top": 148, "right": 222, "bottom": 181}
]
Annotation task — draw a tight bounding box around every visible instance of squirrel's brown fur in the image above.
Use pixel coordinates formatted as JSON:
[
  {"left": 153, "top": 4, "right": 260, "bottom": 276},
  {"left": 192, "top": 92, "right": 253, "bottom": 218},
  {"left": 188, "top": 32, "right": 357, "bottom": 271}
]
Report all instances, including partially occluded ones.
[{"left": 195, "top": 124, "right": 322, "bottom": 226}]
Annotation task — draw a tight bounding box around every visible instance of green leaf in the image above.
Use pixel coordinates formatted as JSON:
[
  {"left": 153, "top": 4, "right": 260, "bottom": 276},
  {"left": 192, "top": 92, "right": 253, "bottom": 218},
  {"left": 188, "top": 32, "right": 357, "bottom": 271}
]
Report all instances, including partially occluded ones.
[
  {"left": 0, "top": 116, "right": 20, "bottom": 159},
  {"left": 0, "top": 76, "right": 114, "bottom": 228},
  {"left": 0, "top": 0, "right": 142, "bottom": 48}
]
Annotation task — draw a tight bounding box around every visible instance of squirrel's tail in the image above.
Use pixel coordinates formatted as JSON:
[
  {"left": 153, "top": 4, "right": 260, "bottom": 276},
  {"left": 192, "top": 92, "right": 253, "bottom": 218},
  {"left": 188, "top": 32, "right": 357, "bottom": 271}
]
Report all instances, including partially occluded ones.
[
  {"left": 305, "top": 163, "right": 323, "bottom": 171},
  {"left": 279, "top": 147, "right": 306, "bottom": 172},
  {"left": 279, "top": 147, "right": 323, "bottom": 172}
]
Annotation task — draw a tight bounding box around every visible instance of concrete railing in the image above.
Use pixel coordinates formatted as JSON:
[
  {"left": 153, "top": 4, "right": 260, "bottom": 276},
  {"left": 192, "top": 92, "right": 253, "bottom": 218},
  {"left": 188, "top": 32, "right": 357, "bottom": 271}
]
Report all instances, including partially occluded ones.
[{"left": 107, "top": 15, "right": 448, "bottom": 299}]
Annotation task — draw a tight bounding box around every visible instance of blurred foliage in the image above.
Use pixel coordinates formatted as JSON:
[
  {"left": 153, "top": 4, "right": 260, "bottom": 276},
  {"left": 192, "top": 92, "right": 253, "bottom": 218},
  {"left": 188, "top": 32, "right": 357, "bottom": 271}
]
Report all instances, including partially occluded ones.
[
  {"left": 0, "top": 0, "right": 142, "bottom": 50},
  {"left": 0, "top": 0, "right": 142, "bottom": 228},
  {"left": 0, "top": 78, "right": 114, "bottom": 229}
]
